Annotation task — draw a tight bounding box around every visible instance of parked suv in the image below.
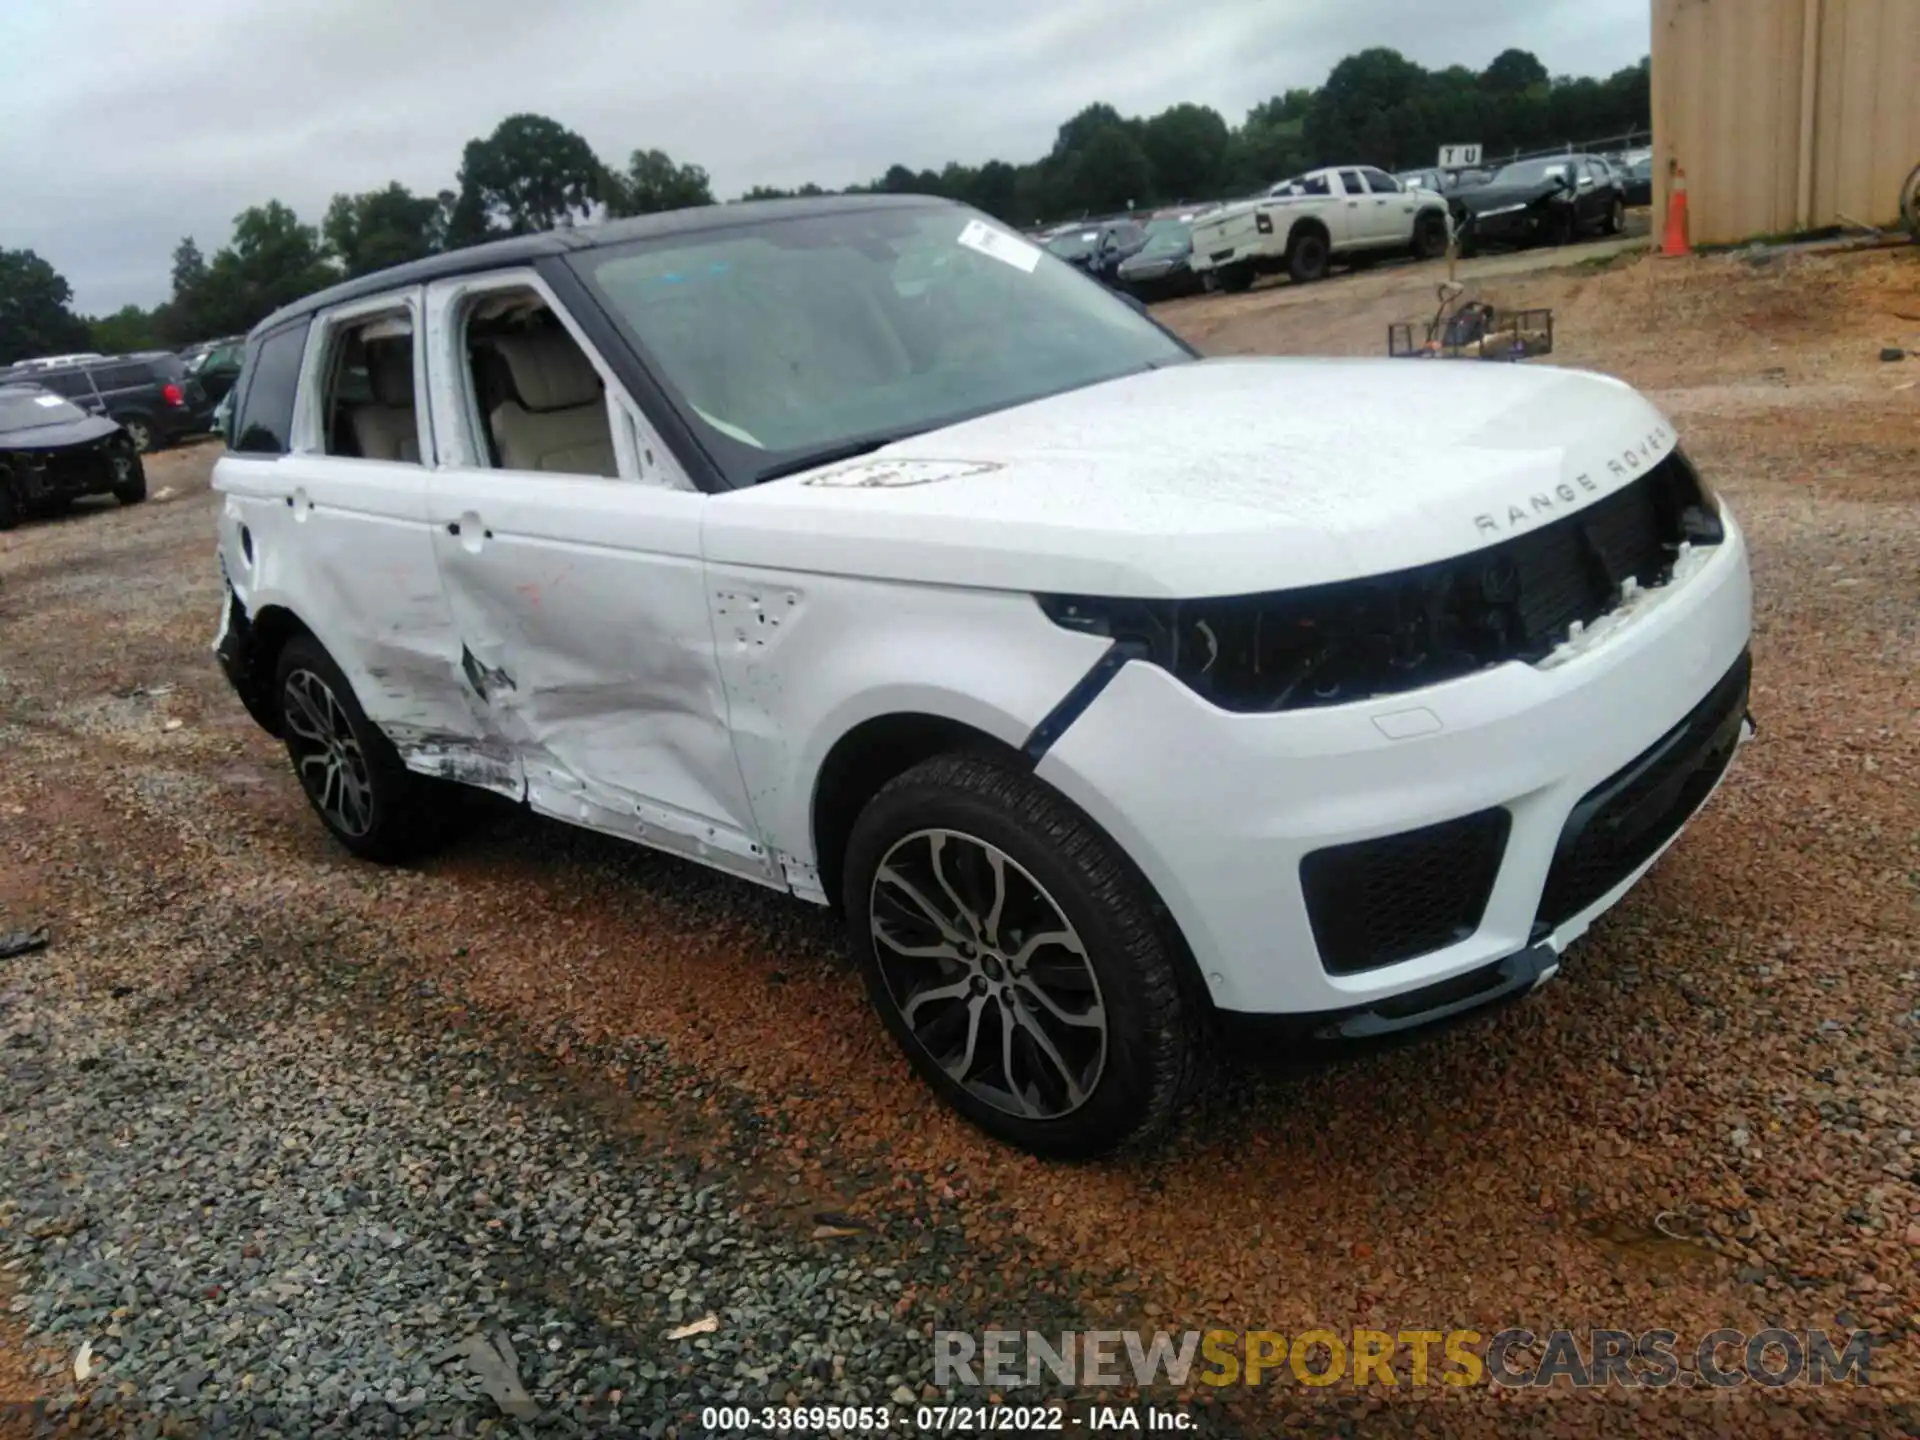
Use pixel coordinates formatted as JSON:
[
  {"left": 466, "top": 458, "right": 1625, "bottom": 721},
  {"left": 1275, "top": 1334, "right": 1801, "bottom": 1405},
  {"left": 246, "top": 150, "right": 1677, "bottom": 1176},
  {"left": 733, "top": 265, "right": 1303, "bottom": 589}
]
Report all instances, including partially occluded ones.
[
  {"left": 0, "top": 352, "right": 207, "bottom": 452},
  {"left": 182, "top": 336, "right": 248, "bottom": 407},
  {"left": 210, "top": 195, "right": 1754, "bottom": 1157},
  {"left": 1043, "top": 217, "right": 1150, "bottom": 286}
]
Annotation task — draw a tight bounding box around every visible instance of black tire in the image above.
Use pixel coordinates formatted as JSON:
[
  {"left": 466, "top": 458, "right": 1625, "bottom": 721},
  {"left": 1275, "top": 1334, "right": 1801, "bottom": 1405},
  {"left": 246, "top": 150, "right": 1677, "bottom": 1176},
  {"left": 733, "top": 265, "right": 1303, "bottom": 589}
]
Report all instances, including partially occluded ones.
[
  {"left": 1287, "top": 231, "right": 1330, "bottom": 283},
  {"left": 116, "top": 414, "right": 158, "bottom": 454},
  {"left": 0, "top": 465, "right": 19, "bottom": 532},
  {"left": 1412, "top": 210, "right": 1450, "bottom": 260},
  {"left": 273, "top": 634, "right": 444, "bottom": 862},
  {"left": 1545, "top": 208, "right": 1576, "bottom": 247},
  {"left": 842, "top": 751, "right": 1206, "bottom": 1158},
  {"left": 1218, "top": 263, "right": 1255, "bottom": 294},
  {"left": 1604, "top": 197, "right": 1626, "bottom": 235},
  {"left": 110, "top": 450, "right": 147, "bottom": 506}
]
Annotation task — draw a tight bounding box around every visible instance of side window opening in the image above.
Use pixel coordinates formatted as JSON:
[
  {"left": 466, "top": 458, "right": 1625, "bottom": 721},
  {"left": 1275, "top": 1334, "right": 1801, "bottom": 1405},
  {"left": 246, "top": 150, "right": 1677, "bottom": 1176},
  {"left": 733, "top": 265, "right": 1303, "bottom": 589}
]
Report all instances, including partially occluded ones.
[
  {"left": 460, "top": 291, "right": 616, "bottom": 478},
  {"left": 1338, "top": 170, "right": 1367, "bottom": 196},
  {"left": 321, "top": 312, "right": 418, "bottom": 463}
]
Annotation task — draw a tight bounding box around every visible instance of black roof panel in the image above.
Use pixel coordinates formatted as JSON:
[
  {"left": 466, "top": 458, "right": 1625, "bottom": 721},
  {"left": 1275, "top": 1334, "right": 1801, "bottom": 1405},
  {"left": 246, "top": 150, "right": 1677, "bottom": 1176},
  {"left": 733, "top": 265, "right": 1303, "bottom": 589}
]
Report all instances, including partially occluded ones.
[{"left": 251, "top": 193, "right": 955, "bottom": 337}]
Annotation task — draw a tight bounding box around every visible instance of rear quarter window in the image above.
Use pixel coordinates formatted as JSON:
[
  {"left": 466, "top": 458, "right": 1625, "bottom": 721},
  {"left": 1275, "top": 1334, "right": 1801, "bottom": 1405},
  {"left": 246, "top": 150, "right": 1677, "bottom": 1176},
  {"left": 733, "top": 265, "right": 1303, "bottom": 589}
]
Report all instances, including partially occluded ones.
[
  {"left": 93, "top": 363, "right": 153, "bottom": 391},
  {"left": 232, "top": 320, "right": 312, "bottom": 455}
]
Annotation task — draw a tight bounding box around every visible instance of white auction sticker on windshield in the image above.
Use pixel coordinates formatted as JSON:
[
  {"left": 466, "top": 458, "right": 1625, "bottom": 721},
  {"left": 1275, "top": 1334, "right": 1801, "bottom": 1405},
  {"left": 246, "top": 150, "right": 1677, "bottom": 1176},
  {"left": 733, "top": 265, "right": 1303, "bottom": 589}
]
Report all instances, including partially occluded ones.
[
  {"left": 34, "top": 395, "right": 65, "bottom": 407},
  {"left": 957, "top": 219, "right": 1041, "bottom": 274}
]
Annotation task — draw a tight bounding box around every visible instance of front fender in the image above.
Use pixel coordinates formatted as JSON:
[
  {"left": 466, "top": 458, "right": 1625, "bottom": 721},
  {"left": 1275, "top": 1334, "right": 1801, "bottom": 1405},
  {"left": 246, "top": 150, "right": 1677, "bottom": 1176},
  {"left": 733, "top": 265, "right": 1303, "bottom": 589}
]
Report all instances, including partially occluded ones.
[{"left": 706, "top": 566, "right": 1109, "bottom": 875}]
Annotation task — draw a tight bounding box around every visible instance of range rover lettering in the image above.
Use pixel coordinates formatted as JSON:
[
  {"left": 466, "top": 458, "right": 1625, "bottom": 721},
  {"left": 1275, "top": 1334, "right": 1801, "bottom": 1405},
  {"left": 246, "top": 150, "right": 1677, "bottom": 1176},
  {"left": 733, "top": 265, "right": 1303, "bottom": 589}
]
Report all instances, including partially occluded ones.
[{"left": 210, "top": 195, "right": 1755, "bottom": 1157}]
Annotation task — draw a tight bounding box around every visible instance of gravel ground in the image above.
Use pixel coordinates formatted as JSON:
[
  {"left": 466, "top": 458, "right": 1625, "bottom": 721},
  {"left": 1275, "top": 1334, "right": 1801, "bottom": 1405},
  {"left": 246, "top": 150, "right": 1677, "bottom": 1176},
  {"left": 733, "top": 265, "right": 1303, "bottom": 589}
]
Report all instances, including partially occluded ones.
[{"left": 1, "top": 246, "right": 1917, "bottom": 1438}]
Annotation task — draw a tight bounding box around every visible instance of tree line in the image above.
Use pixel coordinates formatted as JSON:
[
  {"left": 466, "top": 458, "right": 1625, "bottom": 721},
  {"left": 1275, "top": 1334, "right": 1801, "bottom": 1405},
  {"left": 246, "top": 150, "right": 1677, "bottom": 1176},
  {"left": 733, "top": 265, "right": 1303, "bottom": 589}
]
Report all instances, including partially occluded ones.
[{"left": 1, "top": 45, "right": 1648, "bottom": 365}]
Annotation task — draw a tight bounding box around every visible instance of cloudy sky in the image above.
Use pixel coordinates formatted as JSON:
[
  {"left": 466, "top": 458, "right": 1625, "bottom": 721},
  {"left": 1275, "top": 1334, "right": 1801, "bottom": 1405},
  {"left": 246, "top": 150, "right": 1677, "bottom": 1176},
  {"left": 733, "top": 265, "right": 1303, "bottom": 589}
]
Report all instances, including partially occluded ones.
[{"left": 1, "top": 0, "right": 1649, "bottom": 314}]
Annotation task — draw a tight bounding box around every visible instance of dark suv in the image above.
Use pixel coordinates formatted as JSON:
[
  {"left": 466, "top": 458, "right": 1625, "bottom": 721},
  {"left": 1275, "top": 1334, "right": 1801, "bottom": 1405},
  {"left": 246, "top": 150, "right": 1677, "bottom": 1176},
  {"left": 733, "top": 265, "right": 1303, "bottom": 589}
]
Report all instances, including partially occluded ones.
[
  {"left": 0, "top": 353, "right": 208, "bottom": 453},
  {"left": 181, "top": 336, "right": 247, "bottom": 406},
  {"left": 1043, "top": 218, "right": 1151, "bottom": 287}
]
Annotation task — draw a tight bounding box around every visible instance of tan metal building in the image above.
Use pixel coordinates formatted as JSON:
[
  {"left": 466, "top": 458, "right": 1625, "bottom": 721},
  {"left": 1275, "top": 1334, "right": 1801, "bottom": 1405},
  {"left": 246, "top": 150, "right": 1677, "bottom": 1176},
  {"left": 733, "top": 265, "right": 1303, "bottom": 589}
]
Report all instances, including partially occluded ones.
[{"left": 1650, "top": 0, "right": 1920, "bottom": 245}]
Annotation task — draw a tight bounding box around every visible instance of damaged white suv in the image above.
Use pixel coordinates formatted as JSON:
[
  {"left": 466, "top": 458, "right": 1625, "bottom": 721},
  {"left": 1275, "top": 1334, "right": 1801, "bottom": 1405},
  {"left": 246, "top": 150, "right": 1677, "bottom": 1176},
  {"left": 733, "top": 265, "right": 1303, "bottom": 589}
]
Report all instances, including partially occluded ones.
[{"left": 212, "top": 195, "right": 1754, "bottom": 1156}]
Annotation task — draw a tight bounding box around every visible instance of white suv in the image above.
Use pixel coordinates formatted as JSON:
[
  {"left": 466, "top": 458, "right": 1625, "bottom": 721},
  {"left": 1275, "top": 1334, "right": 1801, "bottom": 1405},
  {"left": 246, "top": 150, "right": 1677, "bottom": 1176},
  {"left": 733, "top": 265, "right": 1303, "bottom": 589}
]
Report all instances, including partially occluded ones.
[{"left": 212, "top": 195, "right": 1754, "bottom": 1157}]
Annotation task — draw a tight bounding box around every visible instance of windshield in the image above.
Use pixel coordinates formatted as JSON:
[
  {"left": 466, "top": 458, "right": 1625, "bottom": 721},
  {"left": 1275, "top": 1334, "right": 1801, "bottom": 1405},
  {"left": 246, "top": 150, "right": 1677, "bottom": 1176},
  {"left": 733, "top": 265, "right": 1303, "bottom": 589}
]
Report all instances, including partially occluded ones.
[
  {"left": 1492, "top": 158, "right": 1575, "bottom": 187},
  {"left": 577, "top": 204, "right": 1191, "bottom": 486},
  {"left": 0, "top": 390, "right": 88, "bottom": 431},
  {"left": 1044, "top": 229, "right": 1100, "bottom": 260},
  {"left": 1137, "top": 219, "right": 1191, "bottom": 256}
]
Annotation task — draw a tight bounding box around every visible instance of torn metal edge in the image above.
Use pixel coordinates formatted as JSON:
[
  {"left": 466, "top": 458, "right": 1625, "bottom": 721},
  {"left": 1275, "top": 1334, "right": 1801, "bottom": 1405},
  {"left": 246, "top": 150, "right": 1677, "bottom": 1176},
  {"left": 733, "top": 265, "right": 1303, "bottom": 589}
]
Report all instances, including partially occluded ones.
[{"left": 1021, "top": 639, "right": 1147, "bottom": 761}]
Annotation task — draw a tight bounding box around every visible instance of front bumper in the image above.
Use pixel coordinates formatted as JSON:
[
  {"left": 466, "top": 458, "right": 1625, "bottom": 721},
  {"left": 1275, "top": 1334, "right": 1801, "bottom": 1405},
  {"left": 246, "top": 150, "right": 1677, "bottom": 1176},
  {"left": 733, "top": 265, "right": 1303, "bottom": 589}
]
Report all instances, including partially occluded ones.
[
  {"left": 1463, "top": 208, "right": 1550, "bottom": 246},
  {"left": 1034, "top": 513, "right": 1754, "bottom": 1018}
]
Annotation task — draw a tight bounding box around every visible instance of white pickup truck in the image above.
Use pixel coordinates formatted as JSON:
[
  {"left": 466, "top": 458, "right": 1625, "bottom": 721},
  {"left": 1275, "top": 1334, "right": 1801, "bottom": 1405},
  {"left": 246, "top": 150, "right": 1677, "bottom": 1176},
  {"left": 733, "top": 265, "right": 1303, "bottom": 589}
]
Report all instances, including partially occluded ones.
[{"left": 1188, "top": 164, "right": 1452, "bottom": 291}]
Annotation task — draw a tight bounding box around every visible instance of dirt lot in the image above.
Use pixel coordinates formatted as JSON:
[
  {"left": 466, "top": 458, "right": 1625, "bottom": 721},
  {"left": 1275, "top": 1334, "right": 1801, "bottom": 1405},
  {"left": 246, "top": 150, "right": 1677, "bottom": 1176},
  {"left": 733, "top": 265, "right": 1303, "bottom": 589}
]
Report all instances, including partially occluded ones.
[{"left": 1, "top": 243, "right": 1917, "bottom": 1437}]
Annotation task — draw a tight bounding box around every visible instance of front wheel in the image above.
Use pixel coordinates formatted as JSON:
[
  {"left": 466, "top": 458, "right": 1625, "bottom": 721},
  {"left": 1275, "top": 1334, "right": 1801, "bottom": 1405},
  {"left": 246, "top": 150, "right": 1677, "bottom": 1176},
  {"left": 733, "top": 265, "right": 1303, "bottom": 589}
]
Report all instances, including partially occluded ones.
[
  {"left": 110, "top": 449, "right": 146, "bottom": 505},
  {"left": 843, "top": 753, "right": 1206, "bottom": 1157},
  {"left": 1604, "top": 197, "right": 1626, "bottom": 235},
  {"left": 273, "top": 635, "right": 445, "bottom": 862}
]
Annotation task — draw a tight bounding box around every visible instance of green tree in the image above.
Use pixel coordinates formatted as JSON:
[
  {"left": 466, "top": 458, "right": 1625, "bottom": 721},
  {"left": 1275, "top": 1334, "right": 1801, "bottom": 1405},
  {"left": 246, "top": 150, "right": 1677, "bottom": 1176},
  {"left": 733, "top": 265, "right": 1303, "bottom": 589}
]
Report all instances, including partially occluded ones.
[
  {"left": 323, "top": 183, "right": 443, "bottom": 277},
  {"left": 452, "top": 114, "right": 604, "bottom": 238},
  {"left": 1140, "top": 103, "right": 1231, "bottom": 201},
  {"left": 0, "top": 248, "right": 92, "bottom": 365},
  {"left": 1482, "top": 48, "right": 1550, "bottom": 94},
  {"left": 605, "top": 149, "right": 714, "bottom": 217},
  {"left": 87, "top": 304, "right": 161, "bottom": 354},
  {"left": 1306, "top": 47, "right": 1427, "bottom": 166},
  {"left": 1048, "top": 103, "right": 1153, "bottom": 213},
  {"left": 181, "top": 201, "right": 336, "bottom": 338}
]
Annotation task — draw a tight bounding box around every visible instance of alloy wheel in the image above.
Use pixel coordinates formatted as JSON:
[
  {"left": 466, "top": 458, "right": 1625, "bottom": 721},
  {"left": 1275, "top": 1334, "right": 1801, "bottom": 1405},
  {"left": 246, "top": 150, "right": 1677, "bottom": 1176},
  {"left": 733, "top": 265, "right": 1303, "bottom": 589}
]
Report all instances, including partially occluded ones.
[
  {"left": 123, "top": 419, "right": 154, "bottom": 453},
  {"left": 281, "top": 668, "right": 375, "bottom": 837},
  {"left": 868, "top": 828, "right": 1107, "bottom": 1119}
]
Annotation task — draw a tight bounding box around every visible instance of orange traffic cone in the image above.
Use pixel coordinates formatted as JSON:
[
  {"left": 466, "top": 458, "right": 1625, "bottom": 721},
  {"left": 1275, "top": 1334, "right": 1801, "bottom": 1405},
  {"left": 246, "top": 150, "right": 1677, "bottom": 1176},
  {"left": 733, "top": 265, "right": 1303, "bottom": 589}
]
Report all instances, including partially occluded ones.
[{"left": 1661, "top": 164, "right": 1692, "bottom": 257}]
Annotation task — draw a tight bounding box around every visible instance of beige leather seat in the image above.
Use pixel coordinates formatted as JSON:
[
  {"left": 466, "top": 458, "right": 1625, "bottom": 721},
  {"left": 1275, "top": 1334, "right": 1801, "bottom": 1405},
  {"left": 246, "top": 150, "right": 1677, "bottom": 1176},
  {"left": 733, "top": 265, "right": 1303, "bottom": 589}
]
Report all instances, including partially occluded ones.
[
  {"left": 349, "top": 343, "right": 420, "bottom": 462},
  {"left": 487, "top": 330, "right": 616, "bottom": 476}
]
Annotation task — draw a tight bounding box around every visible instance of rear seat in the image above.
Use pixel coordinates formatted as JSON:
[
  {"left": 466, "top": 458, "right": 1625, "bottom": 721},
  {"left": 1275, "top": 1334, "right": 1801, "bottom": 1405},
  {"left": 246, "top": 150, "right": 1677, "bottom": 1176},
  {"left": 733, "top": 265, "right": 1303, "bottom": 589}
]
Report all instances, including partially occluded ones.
[
  {"left": 487, "top": 329, "right": 616, "bottom": 476},
  {"left": 348, "top": 342, "right": 420, "bottom": 463}
]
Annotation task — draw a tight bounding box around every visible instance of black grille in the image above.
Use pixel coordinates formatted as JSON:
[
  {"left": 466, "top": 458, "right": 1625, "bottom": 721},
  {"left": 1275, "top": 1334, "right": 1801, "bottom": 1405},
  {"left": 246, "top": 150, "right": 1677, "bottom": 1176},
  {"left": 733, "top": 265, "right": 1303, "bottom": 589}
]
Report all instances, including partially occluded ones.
[
  {"left": 1535, "top": 649, "right": 1751, "bottom": 930},
  {"left": 1301, "top": 809, "right": 1512, "bottom": 976},
  {"left": 1040, "top": 447, "right": 1726, "bottom": 712}
]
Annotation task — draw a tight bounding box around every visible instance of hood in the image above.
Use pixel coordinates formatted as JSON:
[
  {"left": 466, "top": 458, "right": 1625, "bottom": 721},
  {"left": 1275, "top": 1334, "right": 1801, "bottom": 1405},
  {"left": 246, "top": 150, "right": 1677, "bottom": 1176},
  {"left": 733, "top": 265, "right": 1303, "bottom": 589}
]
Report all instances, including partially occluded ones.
[
  {"left": 1455, "top": 180, "right": 1568, "bottom": 214},
  {"left": 1118, "top": 252, "right": 1187, "bottom": 278},
  {"left": 0, "top": 413, "right": 123, "bottom": 450},
  {"left": 703, "top": 358, "right": 1681, "bottom": 599}
]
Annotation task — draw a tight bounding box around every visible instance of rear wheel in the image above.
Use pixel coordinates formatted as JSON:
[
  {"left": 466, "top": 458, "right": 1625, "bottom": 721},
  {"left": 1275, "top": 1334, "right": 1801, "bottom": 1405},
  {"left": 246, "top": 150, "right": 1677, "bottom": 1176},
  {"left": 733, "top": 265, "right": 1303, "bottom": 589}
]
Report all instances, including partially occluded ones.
[
  {"left": 273, "top": 634, "right": 445, "bottom": 862},
  {"left": 843, "top": 752, "right": 1206, "bottom": 1157},
  {"left": 116, "top": 415, "right": 157, "bottom": 454},
  {"left": 1287, "top": 231, "right": 1330, "bottom": 283},
  {"left": 1604, "top": 198, "right": 1626, "bottom": 235},
  {"left": 1412, "top": 210, "right": 1450, "bottom": 260}
]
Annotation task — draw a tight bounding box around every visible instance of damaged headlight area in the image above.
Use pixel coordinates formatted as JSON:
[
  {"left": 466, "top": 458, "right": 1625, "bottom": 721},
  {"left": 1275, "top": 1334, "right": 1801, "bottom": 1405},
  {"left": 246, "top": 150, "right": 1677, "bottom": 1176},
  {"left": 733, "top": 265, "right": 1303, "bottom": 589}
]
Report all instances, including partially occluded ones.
[{"left": 1039, "top": 450, "right": 1725, "bottom": 713}]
